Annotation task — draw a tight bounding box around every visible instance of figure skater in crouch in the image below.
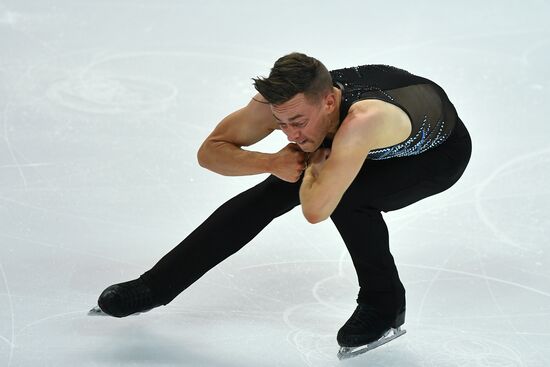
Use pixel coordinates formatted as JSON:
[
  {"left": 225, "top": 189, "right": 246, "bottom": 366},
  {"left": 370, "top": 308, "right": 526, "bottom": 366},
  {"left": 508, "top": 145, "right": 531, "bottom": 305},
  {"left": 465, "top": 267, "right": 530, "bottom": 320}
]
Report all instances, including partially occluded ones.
[{"left": 92, "top": 52, "right": 472, "bottom": 358}]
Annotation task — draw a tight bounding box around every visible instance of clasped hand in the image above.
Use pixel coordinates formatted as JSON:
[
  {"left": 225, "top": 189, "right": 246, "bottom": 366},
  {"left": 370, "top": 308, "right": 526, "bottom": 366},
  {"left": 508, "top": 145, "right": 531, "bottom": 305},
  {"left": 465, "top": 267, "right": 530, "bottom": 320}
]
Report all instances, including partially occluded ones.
[
  {"left": 271, "top": 143, "right": 331, "bottom": 183},
  {"left": 305, "top": 147, "right": 331, "bottom": 178}
]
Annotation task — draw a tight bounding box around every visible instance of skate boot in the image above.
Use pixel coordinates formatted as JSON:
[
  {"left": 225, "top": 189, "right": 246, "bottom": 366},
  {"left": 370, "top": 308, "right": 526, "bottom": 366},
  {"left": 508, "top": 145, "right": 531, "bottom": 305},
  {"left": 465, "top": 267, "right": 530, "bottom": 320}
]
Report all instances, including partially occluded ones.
[
  {"left": 89, "top": 277, "right": 163, "bottom": 318},
  {"left": 337, "top": 303, "right": 406, "bottom": 360}
]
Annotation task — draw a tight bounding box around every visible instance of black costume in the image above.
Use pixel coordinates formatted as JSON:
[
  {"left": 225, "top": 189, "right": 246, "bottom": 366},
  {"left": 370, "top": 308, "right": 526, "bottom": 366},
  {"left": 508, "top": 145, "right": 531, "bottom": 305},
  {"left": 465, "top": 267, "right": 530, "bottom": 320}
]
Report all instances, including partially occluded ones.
[{"left": 100, "top": 65, "right": 472, "bottom": 339}]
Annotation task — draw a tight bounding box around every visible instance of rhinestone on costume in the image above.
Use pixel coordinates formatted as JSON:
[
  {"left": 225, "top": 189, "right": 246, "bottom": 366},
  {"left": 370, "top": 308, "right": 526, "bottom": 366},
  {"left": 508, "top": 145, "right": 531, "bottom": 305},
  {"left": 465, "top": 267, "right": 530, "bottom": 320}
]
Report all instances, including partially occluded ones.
[{"left": 330, "top": 64, "right": 454, "bottom": 161}]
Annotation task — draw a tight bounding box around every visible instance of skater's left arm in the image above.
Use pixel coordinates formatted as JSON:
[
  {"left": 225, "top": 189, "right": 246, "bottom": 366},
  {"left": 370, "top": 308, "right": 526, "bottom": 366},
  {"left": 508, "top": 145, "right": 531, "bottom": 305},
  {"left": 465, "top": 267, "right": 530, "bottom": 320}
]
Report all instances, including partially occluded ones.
[{"left": 299, "top": 110, "right": 382, "bottom": 224}]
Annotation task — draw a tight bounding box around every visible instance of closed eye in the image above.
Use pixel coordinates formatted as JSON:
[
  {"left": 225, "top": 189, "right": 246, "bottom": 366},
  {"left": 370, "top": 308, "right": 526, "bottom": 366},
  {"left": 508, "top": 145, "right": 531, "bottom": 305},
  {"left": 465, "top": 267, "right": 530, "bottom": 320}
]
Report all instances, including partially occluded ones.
[
  {"left": 293, "top": 121, "right": 308, "bottom": 127},
  {"left": 280, "top": 121, "right": 308, "bottom": 129}
]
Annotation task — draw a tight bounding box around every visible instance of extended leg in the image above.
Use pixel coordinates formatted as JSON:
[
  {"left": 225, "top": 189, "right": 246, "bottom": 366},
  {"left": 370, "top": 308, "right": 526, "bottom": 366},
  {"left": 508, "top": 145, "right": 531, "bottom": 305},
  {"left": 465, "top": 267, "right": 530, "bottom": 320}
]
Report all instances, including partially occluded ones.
[
  {"left": 141, "top": 174, "right": 302, "bottom": 304},
  {"left": 94, "top": 174, "right": 301, "bottom": 317}
]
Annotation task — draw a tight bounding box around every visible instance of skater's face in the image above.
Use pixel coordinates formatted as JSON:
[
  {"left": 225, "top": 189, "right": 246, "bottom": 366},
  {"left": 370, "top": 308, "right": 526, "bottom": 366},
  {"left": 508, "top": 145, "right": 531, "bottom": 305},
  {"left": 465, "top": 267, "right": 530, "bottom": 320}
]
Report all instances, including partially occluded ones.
[{"left": 271, "top": 89, "right": 339, "bottom": 153}]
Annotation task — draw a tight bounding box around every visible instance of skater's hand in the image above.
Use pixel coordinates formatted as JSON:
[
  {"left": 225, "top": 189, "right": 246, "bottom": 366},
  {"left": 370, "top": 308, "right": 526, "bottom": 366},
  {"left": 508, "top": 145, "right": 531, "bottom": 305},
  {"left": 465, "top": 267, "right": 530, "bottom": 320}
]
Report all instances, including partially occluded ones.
[
  {"left": 307, "top": 147, "right": 331, "bottom": 178},
  {"left": 271, "top": 143, "right": 308, "bottom": 182}
]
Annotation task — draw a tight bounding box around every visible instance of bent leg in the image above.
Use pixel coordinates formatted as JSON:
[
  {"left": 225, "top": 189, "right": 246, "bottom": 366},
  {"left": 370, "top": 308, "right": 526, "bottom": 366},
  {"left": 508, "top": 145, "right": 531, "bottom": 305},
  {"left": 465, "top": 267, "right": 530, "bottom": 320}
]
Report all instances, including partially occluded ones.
[
  {"left": 331, "top": 119, "right": 472, "bottom": 312},
  {"left": 141, "top": 174, "right": 301, "bottom": 305},
  {"left": 331, "top": 206, "right": 405, "bottom": 314}
]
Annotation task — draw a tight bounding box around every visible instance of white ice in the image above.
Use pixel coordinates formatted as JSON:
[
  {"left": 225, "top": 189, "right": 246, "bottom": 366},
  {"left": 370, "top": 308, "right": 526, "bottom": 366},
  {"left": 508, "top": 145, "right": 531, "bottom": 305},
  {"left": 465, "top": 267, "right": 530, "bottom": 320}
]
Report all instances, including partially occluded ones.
[{"left": 1, "top": 0, "right": 549, "bottom": 366}]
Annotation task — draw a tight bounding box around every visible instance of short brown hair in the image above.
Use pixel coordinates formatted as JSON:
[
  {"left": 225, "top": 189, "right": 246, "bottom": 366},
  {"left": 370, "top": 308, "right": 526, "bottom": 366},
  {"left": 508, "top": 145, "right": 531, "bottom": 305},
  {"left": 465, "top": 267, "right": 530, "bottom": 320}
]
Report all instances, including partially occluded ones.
[{"left": 252, "top": 52, "right": 333, "bottom": 105}]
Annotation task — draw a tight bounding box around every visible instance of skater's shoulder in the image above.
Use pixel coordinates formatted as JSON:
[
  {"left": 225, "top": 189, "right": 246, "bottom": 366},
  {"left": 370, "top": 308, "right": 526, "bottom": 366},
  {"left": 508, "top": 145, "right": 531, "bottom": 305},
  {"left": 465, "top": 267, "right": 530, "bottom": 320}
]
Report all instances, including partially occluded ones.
[{"left": 338, "top": 99, "right": 412, "bottom": 151}]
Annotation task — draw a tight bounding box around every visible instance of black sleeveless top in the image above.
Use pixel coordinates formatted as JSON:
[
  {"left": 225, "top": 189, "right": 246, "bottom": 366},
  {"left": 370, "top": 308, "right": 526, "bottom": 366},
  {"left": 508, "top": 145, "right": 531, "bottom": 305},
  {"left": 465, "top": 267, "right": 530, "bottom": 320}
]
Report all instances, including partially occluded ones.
[{"left": 322, "top": 64, "right": 458, "bottom": 160}]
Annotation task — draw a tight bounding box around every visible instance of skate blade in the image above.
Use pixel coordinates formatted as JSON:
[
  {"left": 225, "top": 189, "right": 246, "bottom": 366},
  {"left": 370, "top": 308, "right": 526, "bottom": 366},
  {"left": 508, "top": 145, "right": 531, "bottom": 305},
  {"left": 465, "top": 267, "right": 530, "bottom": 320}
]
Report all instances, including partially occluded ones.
[
  {"left": 87, "top": 305, "right": 148, "bottom": 317},
  {"left": 337, "top": 327, "right": 407, "bottom": 360},
  {"left": 88, "top": 306, "right": 108, "bottom": 316}
]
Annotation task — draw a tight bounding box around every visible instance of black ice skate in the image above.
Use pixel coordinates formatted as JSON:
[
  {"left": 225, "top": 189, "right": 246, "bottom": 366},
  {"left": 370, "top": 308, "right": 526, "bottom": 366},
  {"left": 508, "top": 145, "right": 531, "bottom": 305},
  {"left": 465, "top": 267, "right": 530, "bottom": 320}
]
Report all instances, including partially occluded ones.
[
  {"left": 336, "top": 303, "right": 406, "bottom": 360},
  {"left": 88, "top": 278, "right": 162, "bottom": 318}
]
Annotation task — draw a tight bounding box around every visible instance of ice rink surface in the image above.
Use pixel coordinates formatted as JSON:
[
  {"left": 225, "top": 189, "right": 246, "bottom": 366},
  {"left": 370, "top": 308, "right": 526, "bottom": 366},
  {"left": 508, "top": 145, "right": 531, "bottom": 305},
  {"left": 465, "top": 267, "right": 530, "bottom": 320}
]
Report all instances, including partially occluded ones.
[{"left": 1, "top": 0, "right": 549, "bottom": 366}]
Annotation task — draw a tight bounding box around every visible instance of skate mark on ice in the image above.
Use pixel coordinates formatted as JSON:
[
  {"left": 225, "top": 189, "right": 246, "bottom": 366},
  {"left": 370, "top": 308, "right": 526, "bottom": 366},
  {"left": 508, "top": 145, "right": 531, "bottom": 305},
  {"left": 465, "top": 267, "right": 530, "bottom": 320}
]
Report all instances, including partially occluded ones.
[
  {"left": 0, "top": 48, "right": 121, "bottom": 191},
  {"left": 368, "top": 27, "right": 548, "bottom": 62},
  {"left": 241, "top": 258, "right": 355, "bottom": 311},
  {"left": 215, "top": 268, "right": 269, "bottom": 312},
  {"left": 416, "top": 331, "right": 524, "bottom": 367},
  {"left": 280, "top": 262, "right": 347, "bottom": 363},
  {"left": 0, "top": 41, "right": 72, "bottom": 189},
  {"left": 43, "top": 50, "right": 175, "bottom": 115},
  {"left": 282, "top": 263, "right": 365, "bottom": 365},
  {"left": 416, "top": 245, "right": 460, "bottom": 322},
  {"left": 311, "top": 273, "right": 351, "bottom": 313},
  {"left": 282, "top": 302, "right": 335, "bottom": 366},
  {"left": 474, "top": 247, "right": 542, "bottom": 357},
  {"left": 0, "top": 162, "right": 56, "bottom": 169},
  {"left": 0, "top": 262, "right": 15, "bottom": 367},
  {"left": 0, "top": 334, "right": 12, "bottom": 347},
  {"left": 46, "top": 73, "right": 178, "bottom": 115},
  {"left": 43, "top": 49, "right": 268, "bottom": 115},
  {"left": 417, "top": 310, "right": 550, "bottom": 322},
  {"left": 474, "top": 148, "right": 550, "bottom": 253},
  {"left": 17, "top": 310, "right": 88, "bottom": 336},
  {"left": 401, "top": 263, "right": 550, "bottom": 298},
  {"left": 0, "top": 7, "right": 64, "bottom": 187},
  {"left": 21, "top": 147, "right": 154, "bottom": 189},
  {"left": 0, "top": 47, "right": 171, "bottom": 190},
  {"left": 0, "top": 232, "right": 140, "bottom": 268},
  {"left": 2, "top": 97, "right": 29, "bottom": 189}
]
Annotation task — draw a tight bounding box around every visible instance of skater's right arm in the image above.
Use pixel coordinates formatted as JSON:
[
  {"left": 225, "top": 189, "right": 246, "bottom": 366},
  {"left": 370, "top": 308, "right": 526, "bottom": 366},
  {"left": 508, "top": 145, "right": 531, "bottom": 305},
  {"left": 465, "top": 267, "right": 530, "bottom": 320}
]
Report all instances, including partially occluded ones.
[{"left": 197, "top": 94, "right": 307, "bottom": 182}]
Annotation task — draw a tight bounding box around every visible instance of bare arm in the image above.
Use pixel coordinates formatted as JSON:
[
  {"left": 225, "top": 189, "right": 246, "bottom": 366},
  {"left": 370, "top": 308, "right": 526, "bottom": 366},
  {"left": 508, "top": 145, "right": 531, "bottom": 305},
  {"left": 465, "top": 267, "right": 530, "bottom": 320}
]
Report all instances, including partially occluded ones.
[
  {"left": 300, "top": 109, "right": 374, "bottom": 223},
  {"left": 300, "top": 100, "right": 412, "bottom": 223},
  {"left": 197, "top": 94, "right": 307, "bottom": 181}
]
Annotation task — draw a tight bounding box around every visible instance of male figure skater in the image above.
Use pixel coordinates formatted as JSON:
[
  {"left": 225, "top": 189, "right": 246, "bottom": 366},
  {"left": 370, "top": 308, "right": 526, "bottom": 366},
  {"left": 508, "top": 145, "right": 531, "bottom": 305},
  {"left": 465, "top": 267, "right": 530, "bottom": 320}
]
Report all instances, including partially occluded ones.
[{"left": 91, "top": 52, "right": 472, "bottom": 357}]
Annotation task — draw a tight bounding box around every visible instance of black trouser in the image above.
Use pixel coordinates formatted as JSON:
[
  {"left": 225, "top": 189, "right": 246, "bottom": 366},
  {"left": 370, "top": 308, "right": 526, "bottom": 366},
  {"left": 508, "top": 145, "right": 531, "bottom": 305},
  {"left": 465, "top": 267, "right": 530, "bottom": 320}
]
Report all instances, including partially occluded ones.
[{"left": 140, "top": 117, "right": 472, "bottom": 315}]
